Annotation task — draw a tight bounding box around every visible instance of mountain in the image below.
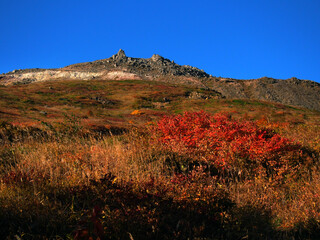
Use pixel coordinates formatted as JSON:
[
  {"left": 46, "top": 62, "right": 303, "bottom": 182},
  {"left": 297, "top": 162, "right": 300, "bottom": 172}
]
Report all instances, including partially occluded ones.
[{"left": 1, "top": 49, "right": 319, "bottom": 111}]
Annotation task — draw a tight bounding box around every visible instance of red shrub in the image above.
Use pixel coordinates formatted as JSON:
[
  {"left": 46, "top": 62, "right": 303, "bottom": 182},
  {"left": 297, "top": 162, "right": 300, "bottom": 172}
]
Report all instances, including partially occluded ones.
[{"left": 152, "top": 111, "right": 307, "bottom": 180}]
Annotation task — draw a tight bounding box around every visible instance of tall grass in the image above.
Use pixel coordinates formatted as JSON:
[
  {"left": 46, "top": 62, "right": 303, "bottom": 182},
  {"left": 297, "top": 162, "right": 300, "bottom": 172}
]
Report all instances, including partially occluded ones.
[{"left": 0, "top": 111, "right": 320, "bottom": 239}]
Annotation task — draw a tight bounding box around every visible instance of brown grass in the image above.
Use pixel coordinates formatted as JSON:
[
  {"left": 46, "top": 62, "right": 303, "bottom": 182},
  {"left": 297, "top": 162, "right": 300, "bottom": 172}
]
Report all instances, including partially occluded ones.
[{"left": 1, "top": 79, "right": 320, "bottom": 239}]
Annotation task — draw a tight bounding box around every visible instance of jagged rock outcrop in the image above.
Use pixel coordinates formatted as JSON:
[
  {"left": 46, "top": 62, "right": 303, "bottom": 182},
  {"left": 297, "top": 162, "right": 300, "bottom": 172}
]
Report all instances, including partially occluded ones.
[
  {"left": 1, "top": 49, "right": 319, "bottom": 111},
  {"left": 63, "top": 49, "right": 210, "bottom": 79},
  {"left": 112, "top": 49, "right": 127, "bottom": 61}
]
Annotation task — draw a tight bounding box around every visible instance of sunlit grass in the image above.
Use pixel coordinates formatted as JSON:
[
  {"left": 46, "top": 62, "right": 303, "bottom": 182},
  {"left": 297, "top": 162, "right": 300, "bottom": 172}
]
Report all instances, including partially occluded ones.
[{"left": 0, "top": 79, "right": 320, "bottom": 239}]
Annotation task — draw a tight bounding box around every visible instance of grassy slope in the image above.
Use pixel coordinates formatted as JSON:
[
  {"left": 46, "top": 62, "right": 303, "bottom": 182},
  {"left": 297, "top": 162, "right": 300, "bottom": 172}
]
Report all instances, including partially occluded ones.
[
  {"left": 1, "top": 79, "right": 318, "bottom": 127},
  {"left": 0, "top": 79, "right": 320, "bottom": 239}
]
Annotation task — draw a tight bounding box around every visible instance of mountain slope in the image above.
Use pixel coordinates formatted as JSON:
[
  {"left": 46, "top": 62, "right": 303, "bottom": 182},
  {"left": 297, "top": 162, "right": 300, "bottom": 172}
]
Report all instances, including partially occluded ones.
[
  {"left": 206, "top": 77, "right": 320, "bottom": 111},
  {"left": 1, "top": 49, "right": 319, "bottom": 111}
]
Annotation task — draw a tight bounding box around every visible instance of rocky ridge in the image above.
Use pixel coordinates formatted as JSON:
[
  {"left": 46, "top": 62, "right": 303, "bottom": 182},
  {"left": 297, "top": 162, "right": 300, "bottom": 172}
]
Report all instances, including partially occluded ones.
[
  {"left": 1, "top": 49, "right": 319, "bottom": 111},
  {"left": 64, "top": 49, "right": 210, "bottom": 78}
]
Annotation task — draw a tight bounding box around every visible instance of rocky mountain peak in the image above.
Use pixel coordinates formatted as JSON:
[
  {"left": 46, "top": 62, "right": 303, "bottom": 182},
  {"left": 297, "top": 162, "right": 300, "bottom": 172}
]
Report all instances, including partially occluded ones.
[
  {"left": 151, "top": 54, "right": 164, "bottom": 62},
  {"left": 111, "top": 49, "right": 127, "bottom": 61}
]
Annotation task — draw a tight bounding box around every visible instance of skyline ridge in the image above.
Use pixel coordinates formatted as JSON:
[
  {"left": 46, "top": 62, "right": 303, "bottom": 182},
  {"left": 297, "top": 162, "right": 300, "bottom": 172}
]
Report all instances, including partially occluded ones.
[{"left": 2, "top": 48, "right": 315, "bottom": 83}]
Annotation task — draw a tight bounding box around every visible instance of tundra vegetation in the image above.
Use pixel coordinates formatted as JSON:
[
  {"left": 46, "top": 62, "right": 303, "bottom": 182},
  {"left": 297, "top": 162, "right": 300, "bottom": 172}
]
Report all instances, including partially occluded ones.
[{"left": 0, "top": 80, "right": 320, "bottom": 239}]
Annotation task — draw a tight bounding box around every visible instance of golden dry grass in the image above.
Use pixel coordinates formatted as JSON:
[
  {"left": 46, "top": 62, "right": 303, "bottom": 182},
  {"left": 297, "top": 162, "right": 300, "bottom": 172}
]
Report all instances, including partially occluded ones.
[{"left": 0, "top": 80, "right": 320, "bottom": 239}]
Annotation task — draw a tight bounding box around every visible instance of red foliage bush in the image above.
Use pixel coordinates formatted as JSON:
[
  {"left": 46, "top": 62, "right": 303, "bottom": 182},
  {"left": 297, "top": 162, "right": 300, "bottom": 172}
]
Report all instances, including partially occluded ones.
[{"left": 152, "top": 111, "right": 309, "bottom": 180}]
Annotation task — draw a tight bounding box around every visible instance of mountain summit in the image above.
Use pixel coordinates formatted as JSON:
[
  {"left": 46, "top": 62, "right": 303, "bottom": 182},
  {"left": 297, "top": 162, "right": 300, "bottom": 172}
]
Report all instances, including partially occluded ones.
[
  {"left": 112, "top": 49, "right": 127, "bottom": 61},
  {"left": 62, "top": 49, "right": 210, "bottom": 80},
  {"left": 1, "top": 49, "right": 319, "bottom": 111}
]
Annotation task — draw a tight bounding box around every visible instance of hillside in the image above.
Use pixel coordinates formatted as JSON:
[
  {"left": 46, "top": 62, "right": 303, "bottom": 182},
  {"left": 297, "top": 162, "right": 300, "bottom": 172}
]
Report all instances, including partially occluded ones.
[
  {"left": 1, "top": 49, "right": 319, "bottom": 111},
  {"left": 1, "top": 61, "right": 320, "bottom": 238}
]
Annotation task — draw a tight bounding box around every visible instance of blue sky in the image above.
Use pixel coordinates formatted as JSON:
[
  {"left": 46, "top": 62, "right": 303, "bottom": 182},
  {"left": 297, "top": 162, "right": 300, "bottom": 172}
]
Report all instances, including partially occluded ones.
[{"left": 1, "top": 0, "right": 319, "bottom": 82}]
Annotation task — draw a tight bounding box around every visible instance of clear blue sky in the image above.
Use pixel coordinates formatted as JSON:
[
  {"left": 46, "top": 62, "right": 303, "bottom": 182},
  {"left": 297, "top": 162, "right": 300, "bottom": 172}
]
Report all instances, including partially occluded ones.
[{"left": 1, "top": 0, "right": 320, "bottom": 82}]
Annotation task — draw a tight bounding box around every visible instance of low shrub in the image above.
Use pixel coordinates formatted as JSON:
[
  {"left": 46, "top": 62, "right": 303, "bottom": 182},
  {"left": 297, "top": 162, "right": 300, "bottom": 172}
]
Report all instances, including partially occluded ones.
[{"left": 152, "top": 111, "right": 315, "bottom": 181}]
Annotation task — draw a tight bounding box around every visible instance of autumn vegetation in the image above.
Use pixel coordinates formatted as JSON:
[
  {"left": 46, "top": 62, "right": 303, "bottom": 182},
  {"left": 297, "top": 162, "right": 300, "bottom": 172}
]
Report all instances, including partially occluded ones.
[{"left": 0, "top": 80, "right": 320, "bottom": 239}]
